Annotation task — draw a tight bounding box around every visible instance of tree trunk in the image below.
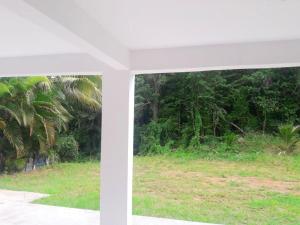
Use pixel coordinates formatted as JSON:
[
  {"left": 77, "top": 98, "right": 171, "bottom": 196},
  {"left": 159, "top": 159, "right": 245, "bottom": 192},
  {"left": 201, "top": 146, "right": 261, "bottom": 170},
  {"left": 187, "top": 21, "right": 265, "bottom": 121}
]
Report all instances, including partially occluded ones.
[
  {"left": 151, "top": 103, "right": 159, "bottom": 122},
  {"left": 46, "top": 157, "right": 50, "bottom": 166},
  {"left": 213, "top": 125, "right": 217, "bottom": 137},
  {"left": 149, "top": 75, "right": 162, "bottom": 121},
  {"left": 230, "top": 122, "right": 246, "bottom": 136},
  {"left": 32, "top": 153, "right": 38, "bottom": 170},
  {"left": 0, "top": 152, "right": 4, "bottom": 173},
  {"left": 262, "top": 112, "right": 267, "bottom": 135}
]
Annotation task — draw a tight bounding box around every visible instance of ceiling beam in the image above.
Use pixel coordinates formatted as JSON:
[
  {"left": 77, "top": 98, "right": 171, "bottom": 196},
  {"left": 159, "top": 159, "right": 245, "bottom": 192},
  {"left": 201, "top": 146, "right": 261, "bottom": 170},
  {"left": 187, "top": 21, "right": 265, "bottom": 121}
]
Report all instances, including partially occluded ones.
[
  {"left": 131, "top": 39, "right": 300, "bottom": 74},
  {"left": 0, "top": 53, "right": 107, "bottom": 77},
  {"left": 1, "top": 0, "right": 129, "bottom": 70}
]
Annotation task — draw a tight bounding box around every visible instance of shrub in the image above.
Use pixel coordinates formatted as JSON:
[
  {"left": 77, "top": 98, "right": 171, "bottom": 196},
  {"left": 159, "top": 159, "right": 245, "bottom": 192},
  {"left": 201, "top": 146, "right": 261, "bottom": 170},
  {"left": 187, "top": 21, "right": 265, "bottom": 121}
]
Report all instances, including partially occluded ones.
[
  {"left": 5, "top": 158, "right": 27, "bottom": 173},
  {"left": 223, "top": 132, "right": 238, "bottom": 146},
  {"left": 277, "top": 124, "right": 300, "bottom": 154},
  {"left": 55, "top": 135, "right": 79, "bottom": 162},
  {"left": 48, "top": 148, "right": 60, "bottom": 164},
  {"left": 139, "top": 121, "right": 170, "bottom": 155},
  {"left": 210, "top": 132, "right": 239, "bottom": 153}
]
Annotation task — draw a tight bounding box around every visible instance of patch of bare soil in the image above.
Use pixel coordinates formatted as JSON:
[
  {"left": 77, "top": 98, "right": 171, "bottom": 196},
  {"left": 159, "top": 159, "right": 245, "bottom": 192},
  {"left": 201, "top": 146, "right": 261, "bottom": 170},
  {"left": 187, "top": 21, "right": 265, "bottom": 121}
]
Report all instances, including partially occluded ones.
[
  {"left": 206, "top": 176, "right": 300, "bottom": 195},
  {"left": 161, "top": 170, "right": 300, "bottom": 195}
]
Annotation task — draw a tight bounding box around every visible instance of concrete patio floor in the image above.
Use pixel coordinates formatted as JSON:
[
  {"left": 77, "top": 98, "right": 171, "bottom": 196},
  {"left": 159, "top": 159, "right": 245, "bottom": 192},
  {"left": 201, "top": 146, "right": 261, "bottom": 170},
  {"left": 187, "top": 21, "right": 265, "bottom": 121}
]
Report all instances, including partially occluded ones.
[{"left": 0, "top": 190, "right": 221, "bottom": 225}]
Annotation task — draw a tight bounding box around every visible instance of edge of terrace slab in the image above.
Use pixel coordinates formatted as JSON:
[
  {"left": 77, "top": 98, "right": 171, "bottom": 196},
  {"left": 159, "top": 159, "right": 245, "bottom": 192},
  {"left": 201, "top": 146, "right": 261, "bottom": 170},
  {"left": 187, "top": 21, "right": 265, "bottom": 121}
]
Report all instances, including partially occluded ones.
[
  {"left": 0, "top": 189, "right": 222, "bottom": 225},
  {"left": 0, "top": 189, "right": 49, "bottom": 203}
]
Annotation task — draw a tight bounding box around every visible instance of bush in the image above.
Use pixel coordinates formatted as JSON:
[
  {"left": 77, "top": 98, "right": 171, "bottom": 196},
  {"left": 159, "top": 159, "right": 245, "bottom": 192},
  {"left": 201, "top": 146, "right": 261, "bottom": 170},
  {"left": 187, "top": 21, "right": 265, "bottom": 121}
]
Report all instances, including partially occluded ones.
[
  {"left": 223, "top": 132, "right": 238, "bottom": 146},
  {"left": 48, "top": 148, "right": 60, "bottom": 164},
  {"left": 55, "top": 135, "right": 79, "bottom": 162},
  {"left": 5, "top": 158, "right": 27, "bottom": 173},
  {"left": 182, "top": 133, "right": 271, "bottom": 161},
  {"left": 138, "top": 121, "right": 171, "bottom": 155},
  {"left": 277, "top": 124, "right": 300, "bottom": 154}
]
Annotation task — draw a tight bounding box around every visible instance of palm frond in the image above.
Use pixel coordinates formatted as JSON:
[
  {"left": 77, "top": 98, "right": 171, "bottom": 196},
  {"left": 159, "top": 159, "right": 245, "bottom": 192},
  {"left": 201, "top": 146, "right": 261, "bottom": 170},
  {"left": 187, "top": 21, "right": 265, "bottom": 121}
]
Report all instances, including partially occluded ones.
[
  {"left": 0, "top": 118, "right": 6, "bottom": 129},
  {"left": 2, "top": 120, "right": 24, "bottom": 157},
  {"left": 0, "top": 82, "right": 11, "bottom": 97},
  {"left": 20, "top": 102, "right": 34, "bottom": 127},
  {"left": 58, "top": 76, "right": 101, "bottom": 112},
  {"left": 0, "top": 104, "right": 22, "bottom": 125},
  {"left": 23, "top": 76, "right": 50, "bottom": 90}
]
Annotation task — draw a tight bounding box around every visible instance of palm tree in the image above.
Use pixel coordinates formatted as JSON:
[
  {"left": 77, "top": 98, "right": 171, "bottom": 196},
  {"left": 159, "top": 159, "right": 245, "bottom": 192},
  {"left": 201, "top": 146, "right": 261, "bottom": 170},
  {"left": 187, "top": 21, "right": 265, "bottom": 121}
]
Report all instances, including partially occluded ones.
[
  {"left": 0, "top": 75, "right": 102, "bottom": 171},
  {"left": 0, "top": 76, "right": 72, "bottom": 168},
  {"left": 54, "top": 76, "right": 102, "bottom": 158},
  {"left": 54, "top": 75, "right": 101, "bottom": 113}
]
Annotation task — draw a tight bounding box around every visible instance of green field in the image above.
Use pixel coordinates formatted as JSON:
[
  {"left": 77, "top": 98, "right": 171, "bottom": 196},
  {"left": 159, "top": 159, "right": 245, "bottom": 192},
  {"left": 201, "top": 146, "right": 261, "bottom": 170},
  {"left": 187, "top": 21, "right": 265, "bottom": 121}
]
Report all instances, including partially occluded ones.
[{"left": 0, "top": 155, "right": 300, "bottom": 225}]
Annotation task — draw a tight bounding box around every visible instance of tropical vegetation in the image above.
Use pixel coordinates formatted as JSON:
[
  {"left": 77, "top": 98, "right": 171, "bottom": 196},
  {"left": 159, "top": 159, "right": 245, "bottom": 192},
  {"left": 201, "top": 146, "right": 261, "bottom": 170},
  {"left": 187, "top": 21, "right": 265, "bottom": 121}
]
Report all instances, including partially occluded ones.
[
  {"left": 135, "top": 68, "right": 300, "bottom": 156},
  {"left": 0, "top": 76, "right": 101, "bottom": 172},
  {"left": 0, "top": 67, "right": 299, "bottom": 171}
]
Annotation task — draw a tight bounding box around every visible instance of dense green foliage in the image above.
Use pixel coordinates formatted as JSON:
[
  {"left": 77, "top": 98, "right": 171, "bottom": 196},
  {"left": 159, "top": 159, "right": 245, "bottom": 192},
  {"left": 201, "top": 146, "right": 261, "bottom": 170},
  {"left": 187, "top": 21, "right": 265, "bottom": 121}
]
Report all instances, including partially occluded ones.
[
  {"left": 57, "top": 76, "right": 101, "bottom": 158},
  {"left": 0, "top": 76, "right": 101, "bottom": 172},
  {"left": 0, "top": 68, "right": 299, "bottom": 172},
  {"left": 55, "top": 135, "right": 79, "bottom": 162},
  {"left": 135, "top": 68, "right": 300, "bottom": 154}
]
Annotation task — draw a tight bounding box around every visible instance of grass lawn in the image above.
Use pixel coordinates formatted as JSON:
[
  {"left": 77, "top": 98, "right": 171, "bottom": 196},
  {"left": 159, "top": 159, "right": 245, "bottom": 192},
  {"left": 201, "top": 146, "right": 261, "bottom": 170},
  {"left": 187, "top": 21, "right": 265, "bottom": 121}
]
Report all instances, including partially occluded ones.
[{"left": 0, "top": 154, "right": 300, "bottom": 225}]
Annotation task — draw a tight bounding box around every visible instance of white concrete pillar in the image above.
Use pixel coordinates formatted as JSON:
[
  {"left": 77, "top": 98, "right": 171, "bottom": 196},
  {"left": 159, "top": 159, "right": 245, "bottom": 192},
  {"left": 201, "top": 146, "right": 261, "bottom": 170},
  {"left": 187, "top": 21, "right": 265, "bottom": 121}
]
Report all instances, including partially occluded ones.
[{"left": 100, "top": 70, "right": 135, "bottom": 225}]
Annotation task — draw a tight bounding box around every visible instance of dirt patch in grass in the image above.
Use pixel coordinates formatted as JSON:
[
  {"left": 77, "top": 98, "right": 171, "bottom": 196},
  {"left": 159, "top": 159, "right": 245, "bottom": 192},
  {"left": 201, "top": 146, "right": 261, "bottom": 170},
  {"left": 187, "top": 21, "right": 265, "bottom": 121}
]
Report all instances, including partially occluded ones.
[
  {"left": 207, "top": 176, "right": 300, "bottom": 195},
  {"left": 161, "top": 170, "right": 300, "bottom": 195}
]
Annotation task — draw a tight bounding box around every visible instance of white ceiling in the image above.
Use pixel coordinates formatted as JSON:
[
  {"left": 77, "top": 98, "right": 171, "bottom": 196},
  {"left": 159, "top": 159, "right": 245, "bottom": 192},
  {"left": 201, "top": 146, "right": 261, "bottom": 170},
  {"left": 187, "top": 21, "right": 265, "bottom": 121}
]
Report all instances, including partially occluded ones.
[
  {"left": 1, "top": 0, "right": 300, "bottom": 73},
  {"left": 0, "top": 5, "right": 80, "bottom": 58},
  {"left": 76, "top": 0, "right": 300, "bottom": 50}
]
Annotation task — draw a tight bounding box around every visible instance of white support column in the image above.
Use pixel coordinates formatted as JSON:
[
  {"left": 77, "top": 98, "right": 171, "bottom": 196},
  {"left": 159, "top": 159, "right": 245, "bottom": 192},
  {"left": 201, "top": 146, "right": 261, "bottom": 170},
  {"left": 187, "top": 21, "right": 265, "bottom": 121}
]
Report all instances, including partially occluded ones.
[{"left": 100, "top": 70, "right": 135, "bottom": 225}]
